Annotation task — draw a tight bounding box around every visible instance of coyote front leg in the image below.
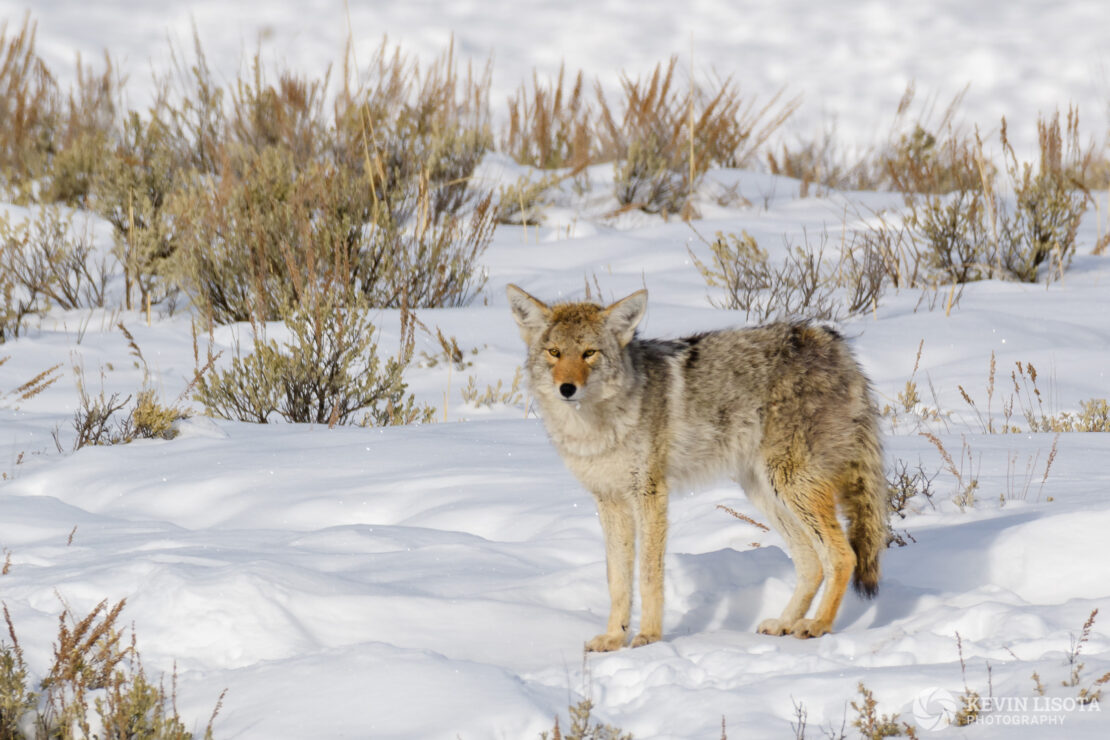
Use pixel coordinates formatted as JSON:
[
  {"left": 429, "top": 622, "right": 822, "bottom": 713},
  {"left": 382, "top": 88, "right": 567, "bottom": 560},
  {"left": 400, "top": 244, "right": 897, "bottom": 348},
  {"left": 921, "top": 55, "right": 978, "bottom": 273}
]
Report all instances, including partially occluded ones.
[
  {"left": 586, "top": 496, "right": 635, "bottom": 652},
  {"left": 631, "top": 482, "right": 668, "bottom": 647}
]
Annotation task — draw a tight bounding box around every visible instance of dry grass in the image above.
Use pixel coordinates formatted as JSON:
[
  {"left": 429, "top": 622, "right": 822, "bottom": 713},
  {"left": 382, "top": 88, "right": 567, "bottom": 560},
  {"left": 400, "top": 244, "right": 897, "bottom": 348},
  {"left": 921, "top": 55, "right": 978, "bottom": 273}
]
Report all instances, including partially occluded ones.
[
  {"left": 850, "top": 683, "right": 916, "bottom": 739},
  {"left": 501, "top": 55, "right": 798, "bottom": 217},
  {"left": 0, "top": 207, "right": 111, "bottom": 331},
  {"left": 1, "top": 604, "right": 35, "bottom": 740},
  {"left": 2, "top": 25, "right": 498, "bottom": 331},
  {"left": 715, "top": 504, "right": 770, "bottom": 532},
  {"left": 688, "top": 226, "right": 884, "bottom": 321},
  {"left": 773, "top": 85, "right": 1110, "bottom": 285},
  {"left": 1, "top": 599, "right": 220, "bottom": 739},
  {"left": 504, "top": 56, "right": 798, "bottom": 218},
  {"left": 841, "top": 104, "right": 1101, "bottom": 304},
  {"left": 597, "top": 58, "right": 695, "bottom": 214},
  {"left": 4, "top": 363, "right": 62, "bottom": 403},
  {"left": 1, "top": 18, "right": 1104, "bottom": 333},
  {"left": 1064, "top": 610, "right": 1106, "bottom": 705},
  {"left": 957, "top": 353, "right": 1109, "bottom": 434},
  {"left": 891, "top": 109, "right": 1093, "bottom": 286},
  {"left": 1002, "top": 434, "right": 1059, "bottom": 504},
  {"left": 459, "top": 368, "right": 525, "bottom": 409},
  {"left": 0, "top": 14, "right": 56, "bottom": 189},
  {"left": 921, "top": 432, "right": 980, "bottom": 510},
  {"left": 503, "top": 64, "right": 593, "bottom": 171},
  {"left": 769, "top": 84, "right": 979, "bottom": 196},
  {"left": 0, "top": 14, "right": 118, "bottom": 204},
  {"left": 597, "top": 57, "right": 796, "bottom": 216},
  {"left": 887, "top": 460, "right": 938, "bottom": 520},
  {"left": 5, "top": 19, "right": 1110, "bottom": 441},
  {"left": 539, "top": 696, "right": 633, "bottom": 740}
]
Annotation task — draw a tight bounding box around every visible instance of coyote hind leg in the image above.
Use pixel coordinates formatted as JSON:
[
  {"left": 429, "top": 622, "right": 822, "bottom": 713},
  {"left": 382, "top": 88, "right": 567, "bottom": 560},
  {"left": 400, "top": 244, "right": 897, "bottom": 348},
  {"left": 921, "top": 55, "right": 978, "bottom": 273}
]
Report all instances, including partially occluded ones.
[
  {"left": 755, "top": 501, "right": 825, "bottom": 636},
  {"left": 744, "top": 465, "right": 853, "bottom": 638},
  {"left": 781, "top": 481, "right": 856, "bottom": 638}
]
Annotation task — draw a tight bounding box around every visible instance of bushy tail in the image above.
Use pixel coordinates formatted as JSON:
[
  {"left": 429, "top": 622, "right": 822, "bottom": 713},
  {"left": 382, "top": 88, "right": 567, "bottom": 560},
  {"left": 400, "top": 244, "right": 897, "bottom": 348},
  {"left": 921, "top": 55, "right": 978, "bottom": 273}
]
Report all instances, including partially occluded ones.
[{"left": 842, "top": 426, "right": 887, "bottom": 599}]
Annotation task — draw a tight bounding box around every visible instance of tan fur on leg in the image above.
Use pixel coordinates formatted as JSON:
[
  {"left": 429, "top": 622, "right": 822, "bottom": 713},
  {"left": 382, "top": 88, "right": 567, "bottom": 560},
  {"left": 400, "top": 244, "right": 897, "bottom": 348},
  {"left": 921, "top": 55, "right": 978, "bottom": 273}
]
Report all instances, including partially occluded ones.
[
  {"left": 781, "top": 483, "right": 856, "bottom": 638},
  {"left": 756, "top": 503, "right": 824, "bottom": 635},
  {"left": 586, "top": 497, "right": 635, "bottom": 652},
  {"left": 631, "top": 481, "right": 667, "bottom": 647}
]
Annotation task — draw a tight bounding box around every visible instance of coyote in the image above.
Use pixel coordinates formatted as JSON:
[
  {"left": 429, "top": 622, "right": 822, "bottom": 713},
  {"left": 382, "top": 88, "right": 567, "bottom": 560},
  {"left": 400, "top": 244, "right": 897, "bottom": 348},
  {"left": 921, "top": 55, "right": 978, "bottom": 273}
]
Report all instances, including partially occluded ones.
[{"left": 507, "top": 284, "right": 886, "bottom": 651}]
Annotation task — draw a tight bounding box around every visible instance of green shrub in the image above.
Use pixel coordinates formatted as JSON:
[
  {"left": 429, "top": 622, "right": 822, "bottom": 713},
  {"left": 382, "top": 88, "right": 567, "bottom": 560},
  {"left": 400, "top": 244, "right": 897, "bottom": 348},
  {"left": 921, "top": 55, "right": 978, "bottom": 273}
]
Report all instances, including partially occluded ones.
[
  {"left": 194, "top": 297, "right": 434, "bottom": 426},
  {"left": 71, "top": 382, "right": 185, "bottom": 450},
  {"left": 0, "top": 216, "right": 41, "bottom": 341},
  {"left": 169, "top": 145, "right": 342, "bottom": 324},
  {"left": 163, "top": 40, "right": 495, "bottom": 325},
  {"left": 907, "top": 188, "right": 991, "bottom": 282},
  {"left": 996, "top": 112, "right": 1089, "bottom": 281},
  {"left": 905, "top": 110, "right": 1090, "bottom": 285},
  {"left": 612, "top": 132, "right": 689, "bottom": 216},
  {"left": 69, "top": 325, "right": 186, "bottom": 449},
  {"left": 94, "top": 112, "right": 185, "bottom": 311},
  {"left": 495, "top": 173, "right": 562, "bottom": 226},
  {"left": 170, "top": 145, "right": 494, "bottom": 324},
  {"left": 333, "top": 39, "right": 492, "bottom": 219},
  {"left": 38, "top": 56, "right": 118, "bottom": 207},
  {"left": 539, "top": 697, "right": 632, "bottom": 740},
  {"left": 850, "top": 683, "right": 911, "bottom": 739}
]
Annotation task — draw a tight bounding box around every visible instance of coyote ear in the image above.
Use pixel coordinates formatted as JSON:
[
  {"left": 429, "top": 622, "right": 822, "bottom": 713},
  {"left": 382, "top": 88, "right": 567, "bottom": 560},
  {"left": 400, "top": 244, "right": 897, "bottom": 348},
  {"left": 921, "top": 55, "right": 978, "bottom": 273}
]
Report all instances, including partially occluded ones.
[
  {"left": 506, "top": 284, "right": 551, "bottom": 344},
  {"left": 603, "top": 289, "right": 647, "bottom": 346}
]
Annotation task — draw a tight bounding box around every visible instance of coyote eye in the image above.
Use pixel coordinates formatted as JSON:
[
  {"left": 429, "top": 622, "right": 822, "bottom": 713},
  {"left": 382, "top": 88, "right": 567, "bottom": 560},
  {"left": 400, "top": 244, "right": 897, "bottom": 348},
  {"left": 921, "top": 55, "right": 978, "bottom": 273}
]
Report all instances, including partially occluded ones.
[
  {"left": 547, "top": 347, "right": 561, "bottom": 358},
  {"left": 582, "top": 349, "right": 597, "bottom": 359}
]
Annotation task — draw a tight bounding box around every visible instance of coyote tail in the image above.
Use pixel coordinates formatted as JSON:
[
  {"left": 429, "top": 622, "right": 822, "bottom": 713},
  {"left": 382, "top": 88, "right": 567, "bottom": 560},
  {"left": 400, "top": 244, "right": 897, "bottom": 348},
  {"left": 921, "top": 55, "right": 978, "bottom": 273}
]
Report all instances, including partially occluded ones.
[{"left": 843, "top": 425, "right": 887, "bottom": 599}]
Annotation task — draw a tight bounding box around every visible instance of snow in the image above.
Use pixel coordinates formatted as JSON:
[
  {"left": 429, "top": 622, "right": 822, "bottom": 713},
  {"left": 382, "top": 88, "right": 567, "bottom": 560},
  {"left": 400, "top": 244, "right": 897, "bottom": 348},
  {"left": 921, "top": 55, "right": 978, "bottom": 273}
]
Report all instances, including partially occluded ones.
[
  {"left": 3, "top": 1, "right": 1110, "bottom": 738},
  {"left": 8, "top": 0, "right": 1110, "bottom": 160}
]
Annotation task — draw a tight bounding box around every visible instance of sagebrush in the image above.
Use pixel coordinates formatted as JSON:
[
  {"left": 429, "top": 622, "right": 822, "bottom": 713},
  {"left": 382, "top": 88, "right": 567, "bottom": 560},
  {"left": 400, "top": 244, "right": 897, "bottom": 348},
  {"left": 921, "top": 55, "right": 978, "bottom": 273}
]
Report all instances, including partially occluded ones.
[
  {"left": 194, "top": 297, "right": 434, "bottom": 426},
  {"left": 1, "top": 600, "right": 221, "bottom": 739}
]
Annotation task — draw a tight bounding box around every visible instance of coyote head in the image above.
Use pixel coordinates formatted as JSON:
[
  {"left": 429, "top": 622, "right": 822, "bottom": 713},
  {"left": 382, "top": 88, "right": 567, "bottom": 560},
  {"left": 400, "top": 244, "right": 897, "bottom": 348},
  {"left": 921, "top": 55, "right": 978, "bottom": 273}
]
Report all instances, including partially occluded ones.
[{"left": 507, "top": 285, "right": 647, "bottom": 403}]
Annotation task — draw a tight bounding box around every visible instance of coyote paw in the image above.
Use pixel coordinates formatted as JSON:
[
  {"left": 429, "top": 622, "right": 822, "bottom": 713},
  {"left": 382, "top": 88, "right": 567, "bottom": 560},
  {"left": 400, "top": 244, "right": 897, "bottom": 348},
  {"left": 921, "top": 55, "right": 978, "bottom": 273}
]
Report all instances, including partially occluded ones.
[
  {"left": 789, "top": 618, "right": 831, "bottom": 639},
  {"left": 585, "top": 632, "right": 626, "bottom": 652},
  {"left": 630, "top": 631, "right": 661, "bottom": 648},
  {"left": 756, "top": 618, "right": 791, "bottom": 636}
]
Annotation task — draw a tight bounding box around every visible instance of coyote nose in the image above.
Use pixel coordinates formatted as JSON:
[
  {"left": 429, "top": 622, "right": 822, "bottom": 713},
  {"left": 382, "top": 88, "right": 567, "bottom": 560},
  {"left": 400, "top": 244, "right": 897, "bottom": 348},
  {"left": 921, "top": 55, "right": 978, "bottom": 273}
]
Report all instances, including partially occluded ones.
[{"left": 559, "top": 383, "right": 577, "bottom": 398}]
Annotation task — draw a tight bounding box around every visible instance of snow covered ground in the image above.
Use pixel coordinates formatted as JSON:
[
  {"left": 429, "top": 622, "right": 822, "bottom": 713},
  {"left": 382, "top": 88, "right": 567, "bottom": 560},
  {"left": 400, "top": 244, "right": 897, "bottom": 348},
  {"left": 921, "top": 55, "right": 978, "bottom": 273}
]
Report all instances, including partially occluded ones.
[
  {"left": 6, "top": 0, "right": 1110, "bottom": 159},
  {"left": 3, "top": 2, "right": 1110, "bottom": 738}
]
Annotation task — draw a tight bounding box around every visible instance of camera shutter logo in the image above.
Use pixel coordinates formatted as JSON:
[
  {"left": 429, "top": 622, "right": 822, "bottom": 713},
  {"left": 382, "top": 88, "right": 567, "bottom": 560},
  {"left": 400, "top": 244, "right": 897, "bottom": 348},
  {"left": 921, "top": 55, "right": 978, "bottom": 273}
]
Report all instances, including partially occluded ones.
[{"left": 913, "top": 687, "right": 958, "bottom": 731}]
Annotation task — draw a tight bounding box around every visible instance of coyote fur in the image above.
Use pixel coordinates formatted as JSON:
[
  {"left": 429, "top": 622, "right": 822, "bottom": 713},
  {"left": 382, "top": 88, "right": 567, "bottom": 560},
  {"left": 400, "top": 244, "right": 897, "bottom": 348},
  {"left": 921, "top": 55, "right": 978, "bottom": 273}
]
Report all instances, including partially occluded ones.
[{"left": 507, "top": 284, "right": 886, "bottom": 651}]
